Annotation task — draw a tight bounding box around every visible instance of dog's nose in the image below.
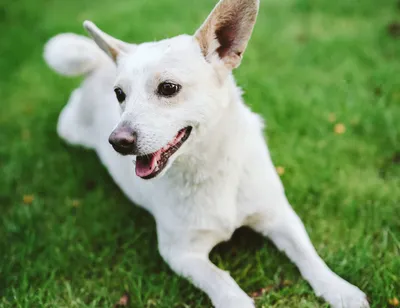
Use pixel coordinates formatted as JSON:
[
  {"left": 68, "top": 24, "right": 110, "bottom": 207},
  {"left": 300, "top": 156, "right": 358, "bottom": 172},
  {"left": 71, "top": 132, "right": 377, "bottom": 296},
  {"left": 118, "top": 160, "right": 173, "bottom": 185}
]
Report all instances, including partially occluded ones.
[{"left": 109, "top": 126, "right": 137, "bottom": 155}]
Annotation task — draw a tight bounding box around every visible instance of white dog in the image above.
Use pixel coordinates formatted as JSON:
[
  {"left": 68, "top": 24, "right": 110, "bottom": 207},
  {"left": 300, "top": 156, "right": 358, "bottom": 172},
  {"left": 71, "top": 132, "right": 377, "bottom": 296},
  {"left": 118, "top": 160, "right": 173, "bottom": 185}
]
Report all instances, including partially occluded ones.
[{"left": 44, "top": 0, "right": 369, "bottom": 307}]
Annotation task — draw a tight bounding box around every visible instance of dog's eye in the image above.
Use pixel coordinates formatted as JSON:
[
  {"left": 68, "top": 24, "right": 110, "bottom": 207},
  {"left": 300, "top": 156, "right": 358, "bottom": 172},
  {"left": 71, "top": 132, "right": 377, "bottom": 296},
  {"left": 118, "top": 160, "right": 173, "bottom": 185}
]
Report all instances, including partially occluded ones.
[
  {"left": 114, "top": 87, "right": 126, "bottom": 103},
  {"left": 157, "top": 82, "right": 181, "bottom": 97}
]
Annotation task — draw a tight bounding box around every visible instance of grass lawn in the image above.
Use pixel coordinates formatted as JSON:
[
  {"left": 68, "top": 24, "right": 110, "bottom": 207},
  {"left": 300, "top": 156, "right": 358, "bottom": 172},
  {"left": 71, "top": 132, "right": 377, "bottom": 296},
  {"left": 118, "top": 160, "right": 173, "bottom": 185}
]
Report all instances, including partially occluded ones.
[{"left": 1, "top": 0, "right": 399, "bottom": 307}]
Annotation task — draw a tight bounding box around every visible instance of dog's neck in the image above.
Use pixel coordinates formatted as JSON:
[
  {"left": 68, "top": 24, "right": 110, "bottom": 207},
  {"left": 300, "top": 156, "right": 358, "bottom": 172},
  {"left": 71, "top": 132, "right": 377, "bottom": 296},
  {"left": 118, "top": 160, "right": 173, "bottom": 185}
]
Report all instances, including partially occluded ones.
[{"left": 171, "top": 74, "right": 250, "bottom": 180}]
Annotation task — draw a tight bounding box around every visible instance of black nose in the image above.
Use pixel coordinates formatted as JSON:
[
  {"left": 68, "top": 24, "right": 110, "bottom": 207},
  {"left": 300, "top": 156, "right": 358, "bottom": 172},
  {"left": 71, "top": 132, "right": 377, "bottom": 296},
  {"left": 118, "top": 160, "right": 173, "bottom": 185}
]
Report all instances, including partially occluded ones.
[{"left": 108, "top": 126, "right": 137, "bottom": 155}]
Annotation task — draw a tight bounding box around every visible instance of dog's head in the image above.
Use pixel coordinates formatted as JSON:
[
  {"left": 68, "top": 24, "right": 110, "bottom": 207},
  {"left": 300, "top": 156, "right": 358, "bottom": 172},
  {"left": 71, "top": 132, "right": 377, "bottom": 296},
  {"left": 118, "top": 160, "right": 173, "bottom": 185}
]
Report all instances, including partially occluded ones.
[{"left": 84, "top": 0, "right": 259, "bottom": 179}]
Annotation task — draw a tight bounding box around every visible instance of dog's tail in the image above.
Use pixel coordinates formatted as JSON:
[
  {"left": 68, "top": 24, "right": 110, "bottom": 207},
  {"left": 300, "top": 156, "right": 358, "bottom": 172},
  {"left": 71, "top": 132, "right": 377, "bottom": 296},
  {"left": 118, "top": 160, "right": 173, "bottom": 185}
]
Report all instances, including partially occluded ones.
[{"left": 44, "top": 33, "right": 106, "bottom": 76}]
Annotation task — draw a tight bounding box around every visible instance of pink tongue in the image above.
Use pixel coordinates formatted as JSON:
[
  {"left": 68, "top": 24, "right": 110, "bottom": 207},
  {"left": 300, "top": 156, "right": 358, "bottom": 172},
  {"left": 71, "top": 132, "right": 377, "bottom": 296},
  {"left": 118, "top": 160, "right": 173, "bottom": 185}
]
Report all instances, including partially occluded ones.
[
  {"left": 135, "top": 154, "right": 158, "bottom": 178},
  {"left": 134, "top": 130, "right": 185, "bottom": 178}
]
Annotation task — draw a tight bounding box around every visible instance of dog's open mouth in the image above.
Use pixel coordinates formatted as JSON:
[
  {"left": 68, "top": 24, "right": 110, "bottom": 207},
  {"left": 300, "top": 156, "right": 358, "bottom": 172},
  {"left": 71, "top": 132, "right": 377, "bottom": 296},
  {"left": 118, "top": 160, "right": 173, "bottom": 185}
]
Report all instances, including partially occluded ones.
[{"left": 135, "top": 126, "right": 192, "bottom": 179}]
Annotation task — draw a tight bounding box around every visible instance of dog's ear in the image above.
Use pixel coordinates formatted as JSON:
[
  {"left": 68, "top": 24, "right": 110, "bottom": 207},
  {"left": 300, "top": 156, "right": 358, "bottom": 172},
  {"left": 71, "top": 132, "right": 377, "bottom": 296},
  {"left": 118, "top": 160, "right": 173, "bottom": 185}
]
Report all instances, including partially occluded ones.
[
  {"left": 194, "top": 0, "right": 259, "bottom": 70},
  {"left": 83, "top": 20, "right": 133, "bottom": 62}
]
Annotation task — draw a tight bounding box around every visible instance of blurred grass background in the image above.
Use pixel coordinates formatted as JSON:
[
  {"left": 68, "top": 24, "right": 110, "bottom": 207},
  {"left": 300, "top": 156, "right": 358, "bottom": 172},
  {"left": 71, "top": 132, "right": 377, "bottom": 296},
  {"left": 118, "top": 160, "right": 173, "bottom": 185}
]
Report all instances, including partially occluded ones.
[{"left": 0, "top": 0, "right": 399, "bottom": 307}]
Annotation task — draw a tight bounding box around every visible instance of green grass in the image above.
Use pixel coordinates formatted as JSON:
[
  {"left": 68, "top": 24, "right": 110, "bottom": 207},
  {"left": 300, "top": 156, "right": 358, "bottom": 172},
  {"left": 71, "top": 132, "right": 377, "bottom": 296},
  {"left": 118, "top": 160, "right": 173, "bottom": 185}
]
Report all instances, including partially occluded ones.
[{"left": 0, "top": 0, "right": 399, "bottom": 307}]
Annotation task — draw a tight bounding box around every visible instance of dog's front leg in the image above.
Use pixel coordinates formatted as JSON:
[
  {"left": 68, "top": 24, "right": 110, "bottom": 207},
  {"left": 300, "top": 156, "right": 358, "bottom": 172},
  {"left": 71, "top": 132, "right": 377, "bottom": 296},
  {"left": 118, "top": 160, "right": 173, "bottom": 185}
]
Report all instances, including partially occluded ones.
[
  {"left": 251, "top": 196, "right": 369, "bottom": 308},
  {"left": 158, "top": 233, "right": 254, "bottom": 308}
]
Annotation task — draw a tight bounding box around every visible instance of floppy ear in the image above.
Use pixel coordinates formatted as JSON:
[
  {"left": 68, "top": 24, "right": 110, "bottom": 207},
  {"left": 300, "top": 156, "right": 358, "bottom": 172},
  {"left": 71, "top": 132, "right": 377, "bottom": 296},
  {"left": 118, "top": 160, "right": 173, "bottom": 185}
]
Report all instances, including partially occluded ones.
[
  {"left": 83, "top": 20, "right": 132, "bottom": 62},
  {"left": 194, "top": 0, "right": 259, "bottom": 70}
]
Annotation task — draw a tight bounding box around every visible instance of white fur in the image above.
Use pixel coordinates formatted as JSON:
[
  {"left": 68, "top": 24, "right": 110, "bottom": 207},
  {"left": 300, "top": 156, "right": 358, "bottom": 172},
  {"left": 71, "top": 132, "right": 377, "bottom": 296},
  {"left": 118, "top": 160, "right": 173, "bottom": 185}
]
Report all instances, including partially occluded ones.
[
  {"left": 44, "top": 33, "right": 106, "bottom": 76},
  {"left": 44, "top": 0, "right": 369, "bottom": 307}
]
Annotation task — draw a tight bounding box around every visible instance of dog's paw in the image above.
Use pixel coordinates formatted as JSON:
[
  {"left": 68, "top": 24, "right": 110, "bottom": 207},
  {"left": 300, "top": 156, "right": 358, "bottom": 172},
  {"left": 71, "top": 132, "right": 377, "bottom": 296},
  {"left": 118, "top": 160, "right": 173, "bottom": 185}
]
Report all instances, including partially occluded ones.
[
  {"left": 215, "top": 293, "right": 255, "bottom": 308},
  {"left": 318, "top": 278, "right": 369, "bottom": 308}
]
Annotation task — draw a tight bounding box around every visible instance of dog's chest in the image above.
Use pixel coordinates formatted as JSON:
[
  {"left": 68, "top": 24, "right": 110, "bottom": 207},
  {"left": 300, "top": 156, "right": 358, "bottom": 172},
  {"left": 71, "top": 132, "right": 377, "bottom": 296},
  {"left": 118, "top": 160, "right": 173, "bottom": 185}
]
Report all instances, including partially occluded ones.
[
  {"left": 155, "top": 186, "right": 237, "bottom": 234},
  {"left": 148, "top": 163, "right": 241, "bottom": 242}
]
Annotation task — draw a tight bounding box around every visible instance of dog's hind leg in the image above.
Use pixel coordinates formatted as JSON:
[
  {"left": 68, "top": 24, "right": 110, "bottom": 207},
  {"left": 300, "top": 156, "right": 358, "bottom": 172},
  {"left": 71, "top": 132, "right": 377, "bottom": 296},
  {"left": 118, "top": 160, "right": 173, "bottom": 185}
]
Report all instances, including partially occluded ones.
[
  {"left": 44, "top": 33, "right": 113, "bottom": 149},
  {"left": 57, "top": 88, "right": 95, "bottom": 149}
]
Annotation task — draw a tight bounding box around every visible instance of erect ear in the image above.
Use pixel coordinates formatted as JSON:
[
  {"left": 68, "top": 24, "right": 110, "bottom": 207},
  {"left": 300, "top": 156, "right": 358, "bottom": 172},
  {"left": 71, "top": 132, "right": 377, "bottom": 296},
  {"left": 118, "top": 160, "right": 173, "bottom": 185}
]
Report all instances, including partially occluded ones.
[
  {"left": 83, "top": 20, "right": 132, "bottom": 62},
  {"left": 194, "top": 0, "right": 259, "bottom": 70}
]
